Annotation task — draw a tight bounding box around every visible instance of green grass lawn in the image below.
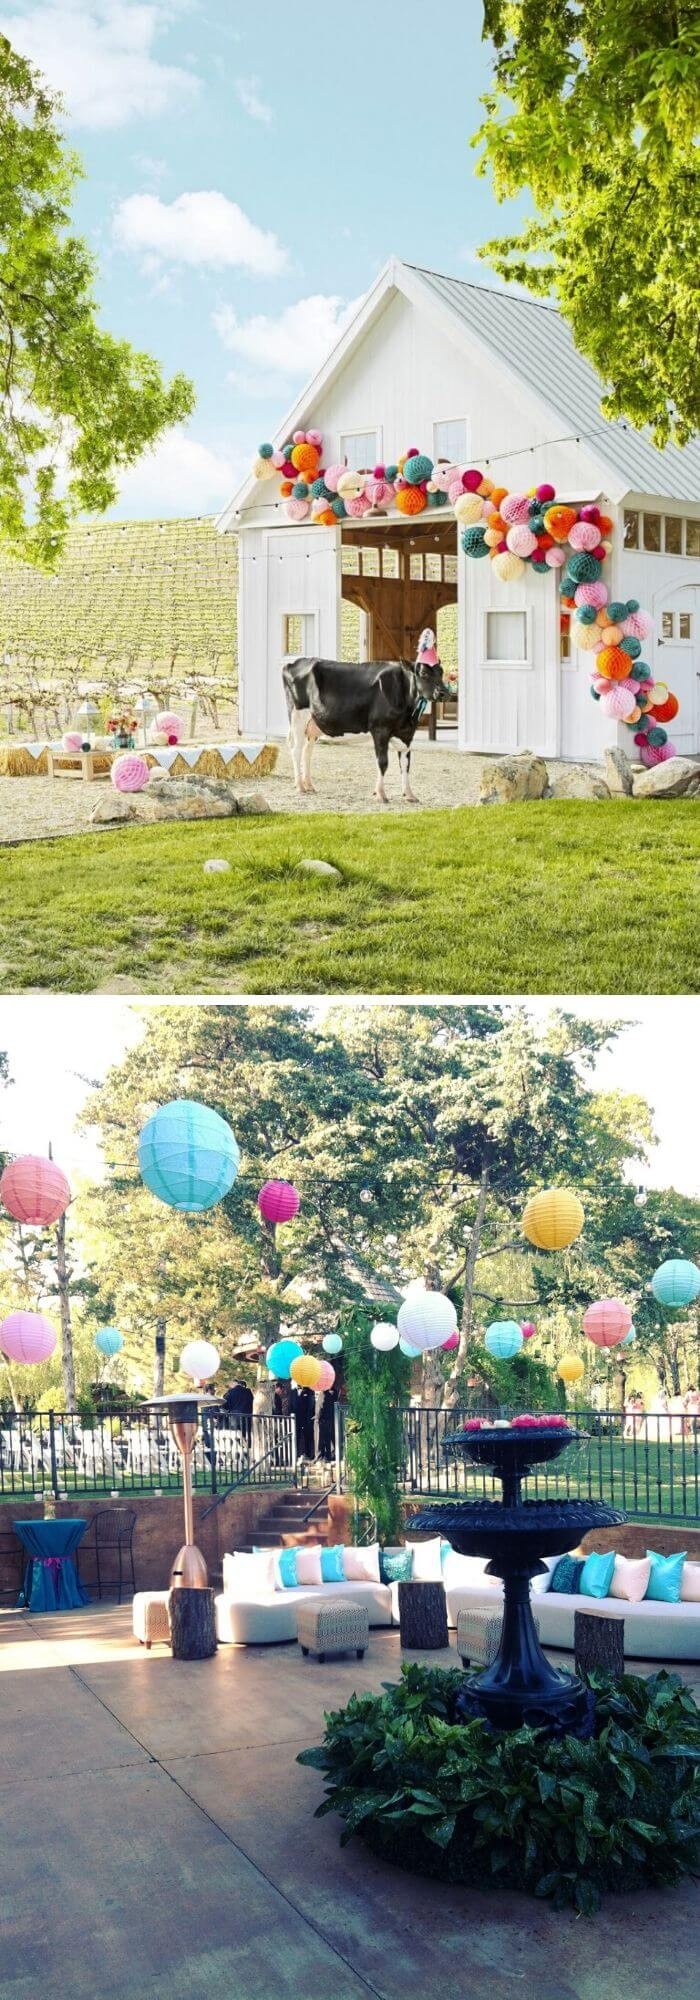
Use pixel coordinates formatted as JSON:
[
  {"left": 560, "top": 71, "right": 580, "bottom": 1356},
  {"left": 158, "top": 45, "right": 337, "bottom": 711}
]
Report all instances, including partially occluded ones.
[
  {"left": 1, "top": 800, "right": 698, "bottom": 994},
  {"left": 445, "top": 1438, "right": 700, "bottom": 1526}
]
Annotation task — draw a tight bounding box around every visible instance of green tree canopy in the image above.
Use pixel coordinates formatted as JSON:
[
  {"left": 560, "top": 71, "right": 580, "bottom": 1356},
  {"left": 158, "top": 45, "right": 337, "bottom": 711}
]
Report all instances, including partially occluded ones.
[
  {"left": 0, "top": 36, "right": 194, "bottom": 564},
  {"left": 475, "top": 2, "right": 700, "bottom": 444}
]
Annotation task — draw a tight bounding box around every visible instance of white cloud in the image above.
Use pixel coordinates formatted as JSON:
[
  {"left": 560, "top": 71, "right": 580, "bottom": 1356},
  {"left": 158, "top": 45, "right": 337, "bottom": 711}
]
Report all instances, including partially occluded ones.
[
  {"left": 115, "top": 429, "right": 241, "bottom": 515},
  {"left": 113, "top": 190, "right": 287, "bottom": 275},
  {"left": 235, "top": 74, "right": 272, "bottom": 125},
  {"left": 0, "top": 2, "right": 199, "bottom": 130},
  {"left": 213, "top": 292, "right": 362, "bottom": 381}
]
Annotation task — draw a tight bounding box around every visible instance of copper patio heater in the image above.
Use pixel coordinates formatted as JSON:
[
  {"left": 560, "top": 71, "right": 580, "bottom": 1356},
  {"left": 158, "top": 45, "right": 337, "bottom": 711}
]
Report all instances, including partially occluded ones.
[{"left": 144, "top": 1391, "right": 219, "bottom": 1588}]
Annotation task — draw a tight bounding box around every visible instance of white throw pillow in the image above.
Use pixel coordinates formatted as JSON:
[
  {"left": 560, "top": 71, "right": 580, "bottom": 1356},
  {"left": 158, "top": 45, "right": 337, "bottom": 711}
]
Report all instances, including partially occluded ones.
[
  {"left": 223, "top": 1550, "right": 276, "bottom": 1597},
  {"left": 442, "top": 1550, "right": 497, "bottom": 1590},
  {"left": 680, "top": 1561, "right": 700, "bottom": 1602},
  {"left": 295, "top": 1544, "right": 323, "bottom": 1586},
  {"left": 406, "top": 1535, "right": 444, "bottom": 1582},
  {"left": 343, "top": 1542, "right": 381, "bottom": 1582},
  {"left": 531, "top": 1555, "right": 560, "bottom": 1596},
  {"left": 610, "top": 1554, "right": 652, "bottom": 1604}
]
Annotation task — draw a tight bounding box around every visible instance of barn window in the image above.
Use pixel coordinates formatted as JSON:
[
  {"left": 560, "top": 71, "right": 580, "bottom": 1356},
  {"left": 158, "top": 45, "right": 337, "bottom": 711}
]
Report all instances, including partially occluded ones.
[
  {"left": 679, "top": 612, "right": 692, "bottom": 640},
  {"left": 686, "top": 519, "right": 700, "bottom": 557},
  {"left": 623, "top": 510, "right": 639, "bottom": 548},
  {"left": 664, "top": 515, "right": 682, "bottom": 555},
  {"left": 433, "top": 419, "right": 468, "bottom": 465},
  {"left": 282, "top": 612, "right": 316, "bottom": 656},
  {"left": 643, "top": 513, "right": 661, "bottom": 552},
  {"left": 661, "top": 611, "right": 674, "bottom": 639},
  {"left": 340, "top": 430, "right": 379, "bottom": 473},
  {"left": 486, "top": 610, "right": 528, "bottom": 663}
]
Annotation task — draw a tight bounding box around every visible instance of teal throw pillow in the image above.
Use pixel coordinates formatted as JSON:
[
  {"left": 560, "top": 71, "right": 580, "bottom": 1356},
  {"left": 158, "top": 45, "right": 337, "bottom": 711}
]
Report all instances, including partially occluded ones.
[
  {"left": 379, "top": 1547, "right": 414, "bottom": 1584},
  {"left": 321, "top": 1545, "right": 345, "bottom": 1584},
  {"left": 646, "top": 1549, "right": 686, "bottom": 1602},
  {"left": 579, "top": 1550, "right": 615, "bottom": 1599},
  {"left": 277, "top": 1547, "right": 299, "bottom": 1589},
  {"left": 550, "top": 1555, "right": 584, "bottom": 1595}
]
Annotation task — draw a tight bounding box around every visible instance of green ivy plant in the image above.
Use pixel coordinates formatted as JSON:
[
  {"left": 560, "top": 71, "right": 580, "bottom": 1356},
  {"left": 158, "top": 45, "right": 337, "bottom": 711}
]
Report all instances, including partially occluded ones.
[
  {"left": 299, "top": 1663, "right": 700, "bottom": 1913},
  {"left": 342, "top": 1307, "right": 409, "bottom": 1546}
]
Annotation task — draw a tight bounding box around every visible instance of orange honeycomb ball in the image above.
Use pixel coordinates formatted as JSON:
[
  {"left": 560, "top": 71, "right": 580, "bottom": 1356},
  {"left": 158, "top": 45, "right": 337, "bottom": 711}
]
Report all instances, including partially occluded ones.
[
  {"left": 597, "top": 646, "right": 631, "bottom": 681},
  {"left": 396, "top": 485, "right": 427, "bottom": 515},
  {"left": 279, "top": 481, "right": 294, "bottom": 498},
  {"left": 291, "top": 443, "right": 320, "bottom": 475},
  {"left": 543, "top": 504, "right": 577, "bottom": 542},
  {"left": 490, "top": 486, "right": 508, "bottom": 508}
]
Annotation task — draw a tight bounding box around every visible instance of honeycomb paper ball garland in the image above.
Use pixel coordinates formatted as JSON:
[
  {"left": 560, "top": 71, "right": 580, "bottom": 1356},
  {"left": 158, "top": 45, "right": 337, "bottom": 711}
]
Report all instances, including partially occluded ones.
[{"left": 250, "top": 434, "right": 678, "bottom": 752}]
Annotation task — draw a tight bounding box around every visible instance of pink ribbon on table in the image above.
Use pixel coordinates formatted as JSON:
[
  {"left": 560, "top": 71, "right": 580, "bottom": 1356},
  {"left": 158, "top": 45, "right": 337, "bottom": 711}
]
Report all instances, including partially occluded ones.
[{"left": 41, "top": 1557, "right": 65, "bottom": 1581}]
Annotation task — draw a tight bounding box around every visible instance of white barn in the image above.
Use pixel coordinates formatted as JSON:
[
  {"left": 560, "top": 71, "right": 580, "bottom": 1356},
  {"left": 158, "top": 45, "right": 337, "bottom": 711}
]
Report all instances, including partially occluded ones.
[{"left": 218, "top": 258, "right": 700, "bottom": 761}]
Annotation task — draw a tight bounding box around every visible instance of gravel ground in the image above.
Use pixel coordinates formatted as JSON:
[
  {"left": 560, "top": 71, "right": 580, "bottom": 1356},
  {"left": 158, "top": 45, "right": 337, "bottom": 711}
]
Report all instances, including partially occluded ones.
[{"left": 0, "top": 738, "right": 607, "bottom": 843}]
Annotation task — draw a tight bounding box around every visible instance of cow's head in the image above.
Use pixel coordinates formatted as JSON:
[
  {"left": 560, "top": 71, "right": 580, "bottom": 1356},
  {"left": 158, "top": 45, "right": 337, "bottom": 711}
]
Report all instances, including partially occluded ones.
[{"left": 410, "top": 658, "right": 453, "bottom": 705}]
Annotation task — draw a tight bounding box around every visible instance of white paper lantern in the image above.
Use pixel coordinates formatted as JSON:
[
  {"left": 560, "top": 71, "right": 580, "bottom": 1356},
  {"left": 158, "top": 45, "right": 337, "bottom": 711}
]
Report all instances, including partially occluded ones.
[
  {"left": 179, "top": 1339, "right": 220, "bottom": 1382},
  {"left": 370, "top": 1322, "right": 399, "bottom": 1352},
  {"left": 396, "top": 1290, "right": 457, "bottom": 1351}
]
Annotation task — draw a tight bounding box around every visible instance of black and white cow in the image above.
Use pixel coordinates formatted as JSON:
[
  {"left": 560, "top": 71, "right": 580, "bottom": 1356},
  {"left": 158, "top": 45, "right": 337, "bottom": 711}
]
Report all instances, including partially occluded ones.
[{"left": 282, "top": 649, "right": 451, "bottom": 802}]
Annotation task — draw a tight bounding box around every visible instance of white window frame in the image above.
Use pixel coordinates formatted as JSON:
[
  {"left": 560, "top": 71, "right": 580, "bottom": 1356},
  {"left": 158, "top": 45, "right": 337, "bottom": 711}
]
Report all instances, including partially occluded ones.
[
  {"left": 483, "top": 606, "right": 533, "bottom": 671},
  {"left": 339, "top": 428, "right": 381, "bottom": 473},
  {"left": 433, "top": 417, "right": 469, "bottom": 466},
  {"left": 663, "top": 514, "right": 684, "bottom": 556},
  {"left": 281, "top": 610, "right": 318, "bottom": 660}
]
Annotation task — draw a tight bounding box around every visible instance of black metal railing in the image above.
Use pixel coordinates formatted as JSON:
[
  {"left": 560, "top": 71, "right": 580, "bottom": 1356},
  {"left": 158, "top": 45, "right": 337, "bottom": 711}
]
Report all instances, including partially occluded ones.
[
  {"left": 0, "top": 1409, "right": 296, "bottom": 1498},
  {"left": 395, "top": 1406, "right": 700, "bottom": 1523}
]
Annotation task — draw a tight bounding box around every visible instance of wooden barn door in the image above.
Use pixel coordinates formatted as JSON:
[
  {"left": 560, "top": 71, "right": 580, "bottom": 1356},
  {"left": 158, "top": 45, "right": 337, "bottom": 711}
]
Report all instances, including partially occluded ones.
[{"left": 341, "top": 521, "right": 458, "bottom": 731}]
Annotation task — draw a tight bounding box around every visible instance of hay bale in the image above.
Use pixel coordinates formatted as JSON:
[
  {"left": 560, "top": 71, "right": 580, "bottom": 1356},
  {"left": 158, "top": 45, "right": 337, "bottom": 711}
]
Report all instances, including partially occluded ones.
[
  {"left": 0, "top": 746, "right": 50, "bottom": 776},
  {"left": 144, "top": 744, "right": 279, "bottom": 781}
]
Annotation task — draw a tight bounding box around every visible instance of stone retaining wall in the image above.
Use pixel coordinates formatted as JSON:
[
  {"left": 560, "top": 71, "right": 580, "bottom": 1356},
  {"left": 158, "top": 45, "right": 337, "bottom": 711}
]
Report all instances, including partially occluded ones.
[{"left": 0, "top": 1486, "right": 279, "bottom": 1603}]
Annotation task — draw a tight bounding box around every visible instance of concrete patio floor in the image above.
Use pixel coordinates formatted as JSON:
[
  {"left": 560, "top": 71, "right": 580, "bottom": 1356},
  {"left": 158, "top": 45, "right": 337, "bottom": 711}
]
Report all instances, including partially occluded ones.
[{"left": 1, "top": 1603, "right": 698, "bottom": 2000}]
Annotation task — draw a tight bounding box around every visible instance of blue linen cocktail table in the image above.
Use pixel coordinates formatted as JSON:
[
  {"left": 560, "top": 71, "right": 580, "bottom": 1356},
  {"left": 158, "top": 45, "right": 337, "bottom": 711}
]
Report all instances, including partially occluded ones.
[{"left": 14, "top": 1518, "right": 91, "bottom": 1612}]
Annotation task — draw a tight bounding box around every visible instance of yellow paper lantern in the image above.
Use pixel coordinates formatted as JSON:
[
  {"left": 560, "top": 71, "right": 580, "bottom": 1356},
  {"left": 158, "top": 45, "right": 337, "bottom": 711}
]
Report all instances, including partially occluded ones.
[
  {"left": 557, "top": 1353, "right": 584, "bottom": 1385},
  {"left": 573, "top": 622, "right": 604, "bottom": 652},
  {"left": 454, "top": 493, "right": 483, "bottom": 524},
  {"left": 290, "top": 1354, "right": 323, "bottom": 1389},
  {"left": 492, "top": 551, "right": 525, "bottom": 583},
  {"left": 522, "top": 1188, "right": 585, "bottom": 1251}
]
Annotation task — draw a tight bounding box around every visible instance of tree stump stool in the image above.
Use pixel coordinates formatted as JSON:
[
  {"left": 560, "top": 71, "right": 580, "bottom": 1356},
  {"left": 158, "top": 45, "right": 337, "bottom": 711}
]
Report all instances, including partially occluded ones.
[
  {"left": 168, "top": 1586, "right": 217, "bottom": 1660},
  {"left": 398, "top": 1580, "right": 449, "bottom": 1650},
  {"left": 574, "top": 1610, "right": 624, "bottom": 1680}
]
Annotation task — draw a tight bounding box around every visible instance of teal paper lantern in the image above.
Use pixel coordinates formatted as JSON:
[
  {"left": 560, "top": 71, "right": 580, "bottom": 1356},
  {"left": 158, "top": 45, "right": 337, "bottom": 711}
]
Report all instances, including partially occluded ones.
[
  {"left": 484, "top": 1320, "right": 524, "bottom": 1360},
  {"left": 322, "top": 1333, "right": 343, "bottom": 1356},
  {"left": 266, "top": 1338, "right": 303, "bottom": 1379},
  {"left": 651, "top": 1259, "right": 700, "bottom": 1308},
  {"left": 95, "top": 1326, "right": 123, "bottom": 1357},
  {"left": 621, "top": 1326, "right": 636, "bottom": 1349},
  {"left": 138, "top": 1099, "right": 240, "bottom": 1212},
  {"left": 399, "top": 1336, "right": 422, "bottom": 1358}
]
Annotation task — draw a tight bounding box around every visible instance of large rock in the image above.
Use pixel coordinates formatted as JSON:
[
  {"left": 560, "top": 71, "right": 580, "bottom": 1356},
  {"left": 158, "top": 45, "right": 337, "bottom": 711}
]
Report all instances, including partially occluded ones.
[
  {"left": 89, "top": 794, "right": 136, "bottom": 825},
  {"left": 632, "top": 757, "right": 700, "bottom": 799},
  {"left": 603, "top": 747, "right": 634, "bottom": 796},
  {"left": 234, "top": 790, "right": 272, "bottom": 815},
  {"left": 133, "top": 776, "right": 239, "bottom": 821},
  {"left": 479, "top": 755, "right": 549, "bottom": 804},
  {"left": 550, "top": 766, "right": 610, "bottom": 800}
]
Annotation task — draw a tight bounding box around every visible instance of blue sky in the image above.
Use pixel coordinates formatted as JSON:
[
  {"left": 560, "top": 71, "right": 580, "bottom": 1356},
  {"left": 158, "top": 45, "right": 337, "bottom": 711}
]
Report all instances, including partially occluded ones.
[{"left": 1, "top": 1, "right": 518, "bottom": 517}]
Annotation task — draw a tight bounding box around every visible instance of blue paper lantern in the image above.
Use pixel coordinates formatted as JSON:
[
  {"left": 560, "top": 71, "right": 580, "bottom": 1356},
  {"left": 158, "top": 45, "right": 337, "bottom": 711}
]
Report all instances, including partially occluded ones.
[
  {"left": 95, "top": 1326, "right": 123, "bottom": 1357},
  {"left": 399, "top": 1335, "right": 422, "bottom": 1358},
  {"left": 620, "top": 1326, "right": 636, "bottom": 1349},
  {"left": 651, "top": 1259, "right": 700, "bottom": 1308},
  {"left": 322, "top": 1333, "right": 343, "bottom": 1356},
  {"left": 484, "top": 1320, "right": 524, "bottom": 1361},
  {"left": 138, "top": 1099, "right": 240, "bottom": 1212},
  {"left": 266, "top": 1338, "right": 303, "bottom": 1379}
]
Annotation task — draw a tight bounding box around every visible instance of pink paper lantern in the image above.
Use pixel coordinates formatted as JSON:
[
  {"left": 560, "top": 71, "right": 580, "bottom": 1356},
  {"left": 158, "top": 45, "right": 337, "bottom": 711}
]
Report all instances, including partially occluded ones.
[
  {"left": 285, "top": 498, "right": 310, "bottom": 521},
  {"left": 440, "top": 1330, "right": 460, "bottom": 1351},
  {"left": 506, "top": 524, "right": 537, "bottom": 558},
  {"left": 323, "top": 463, "right": 346, "bottom": 493},
  {"left": 583, "top": 1298, "right": 632, "bottom": 1348},
  {"left": 316, "top": 1360, "right": 336, "bottom": 1391},
  {"left": 448, "top": 480, "right": 464, "bottom": 506},
  {"left": 520, "top": 1321, "right": 536, "bottom": 1340},
  {"left": 0, "top": 1154, "right": 71, "bottom": 1226},
  {"left": 344, "top": 492, "right": 371, "bottom": 517},
  {"left": 639, "top": 739, "right": 676, "bottom": 767},
  {"left": 257, "top": 1179, "right": 301, "bottom": 1224},
  {"left": 575, "top": 581, "right": 608, "bottom": 609},
  {"left": 621, "top": 609, "right": 653, "bottom": 641},
  {"left": 500, "top": 493, "right": 532, "bottom": 525},
  {"left": 0, "top": 1311, "right": 57, "bottom": 1365},
  {"left": 111, "top": 753, "right": 149, "bottom": 793},
  {"left": 567, "top": 521, "right": 601, "bottom": 552},
  {"left": 156, "top": 712, "right": 184, "bottom": 742},
  {"left": 599, "top": 685, "right": 637, "bottom": 721},
  {"left": 62, "top": 731, "right": 83, "bottom": 752},
  {"left": 545, "top": 546, "right": 566, "bottom": 568}
]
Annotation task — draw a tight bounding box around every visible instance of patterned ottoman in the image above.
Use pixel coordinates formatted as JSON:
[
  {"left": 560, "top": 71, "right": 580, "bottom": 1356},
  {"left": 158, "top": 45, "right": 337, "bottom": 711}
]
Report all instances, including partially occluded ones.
[
  {"left": 297, "top": 1597, "right": 370, "bottom": 1662},
  {"left": 132, "top": 1590, "right": 171, "bottom": 1649}
]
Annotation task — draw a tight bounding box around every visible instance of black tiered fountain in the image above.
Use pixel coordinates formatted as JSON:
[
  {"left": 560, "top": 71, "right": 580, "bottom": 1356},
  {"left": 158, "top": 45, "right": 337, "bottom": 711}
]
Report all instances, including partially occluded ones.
[{"left": 412, "top": 1420, "right": 624, "bottom": 1738}]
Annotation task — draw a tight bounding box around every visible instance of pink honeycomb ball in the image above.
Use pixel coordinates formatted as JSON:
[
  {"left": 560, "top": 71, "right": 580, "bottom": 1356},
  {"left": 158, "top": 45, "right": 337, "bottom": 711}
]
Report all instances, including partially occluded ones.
[
  {"left": 500, "top": 492, "right": 532, "bottom": 525},
  {"left": 306, "top": 429, "right": 323, "bottom": 448},
  {"left": 285, "top": 498, "right": 310, "bottom": 521},
  {"left": 344, "top": 491, "right": 371, "bottom": 517},
  {"left": 432, "top": 465, "right": 454, "bottom": 492},
  {"left": 506, "top": 524, "right": 537, "bottom": 557},
  {"left": 156, "top": 712, "right": 184, "bottom": 742},
  {"left": 575, "top": 581, "right": 608, "bottom": 609},
  {"left": 62, "top": 731, "right": 84, "bottom": 751},
  {"left": 545, "top": 545, "right": 566, "bottom": 568},
  {"left": 621, "top": 610, "right": 653, "bottom": 641},
  {"left": 639, "top": 739, "right": 676, "bottom": 767},
  {"left": 111, "top": 753, "right": 149, "bottom": 793},
  {"left": 271, "top": 449, "right": 286, "bottom": 469},
  {"left": 568, "top": 521, "right": 601, "bottom": 552},
  {"left": 448, "top": 479, "right": 464, "bottom": 506}
]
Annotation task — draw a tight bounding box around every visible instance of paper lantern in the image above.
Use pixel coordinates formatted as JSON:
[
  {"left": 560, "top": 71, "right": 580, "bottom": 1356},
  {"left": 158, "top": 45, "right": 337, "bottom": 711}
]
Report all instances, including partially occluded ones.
[
  {"left": 396, "top": 485, "right": 427, "bottom": 515},
  {"left": 253, "top": 453, "right": 276, "bottom": 481},
  {"left": 583, "top": 1299, "right": 632, "bottom": 1348},
  {"left": 180, "top": 1339, "right": 220, "bottom": 1382},
  {"left": 403, "top": 453, "right": 433, "bottom": 485},
  {"left": 396, "top": 1290, "right": 457, "bottom": 1351},
  {"left": 506, "top": 524, "right": 537, "bottom": 558},
  {"left": 95, "top": 1326, "right": 123, "bottom": 1357},
  {"left": 639, "top": 740, "right": 676, "bottom": 767},
  {"left": 370, "top": 1322, "right": 399, "bottom": 1352},
  {"left": 257, "top": 1180, "right": 300, "bottom": 1225},
  {"left": 440, "top": 1330, "right": 460, "bottom": 1351},
  {"left": 575, "top": 581, "right": 608, "bottom": 609},
  {"left": 0, "top": 1311, "right": 57, "bottom": 1364},
  {"left": 138, "top": 1099, "right": 240, "bottom": 1212},
  {"left": 322, "top": 1333, "right": 343, "bottom": 1355},
  {"left": 650, "top": 692, "right": 678, "bottom": 723},
  {"left": 520, "top": 1321, "right": 536, "bottom": 1340},
  {"left": 599, "top": 684, "right": 636, "bottom": 722},
  {"left": 1, "top": 1155, "right": 71, "bottom": 1226},
  {"left": 399, "top": 1336, "right": 422, "bottom": 1358},
  {"left": 336, "top": 469, "right": 362, "bottom": 498},
  {"left": 651, "top": 1259, "right": 700, "bottom": 1308},
  {"left": 543, "top": 504, "right": 577, "bottom": 542},
  {"left": 568, "top": 521, "right": 601, "bottom": 552},
  {"left": 454, "top": 493, "right": 483, "bottom": 524},
  {"left": 620, "top": 1327, "right": 636, "bottom": 1349},
  {"left": 500, "top": 493, "right": 532, "bottom": 526},
  {"left": 492, "top": 550, "right": 525, "bottom": 582},
  {"left": 111, "top": 752, "right": 149, "bottom": 793},
  {"left": 290, "top": 1354, "right": 323, "bottom": 1389},
  {"left": 557, "top": 1353, "right": 584, "bottom": 1384},
  {"left": 266, "top": 1338, "right": 303, "bottom": 1379},
  {"left": 286, "top": 498, "right": 311, "bottom": 522},
  {"left": 596, "top": 647, "right": 631, "bottom": 682},
  {"left": 484, "top": 1321, "right": 523, "bottom": 1360},
  {"left": 316, "top": 1360, "right": 336, "bottom": 1391},
  {"left": 522, "top": 1189, "right": 584, "bottom": 1251}
]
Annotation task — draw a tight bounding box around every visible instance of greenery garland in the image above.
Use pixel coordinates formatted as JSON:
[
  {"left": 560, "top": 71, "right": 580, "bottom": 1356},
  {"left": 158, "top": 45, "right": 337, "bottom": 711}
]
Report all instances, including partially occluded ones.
[{"left": 342, "top": 1306, "right": 409, "bottom": 1545}]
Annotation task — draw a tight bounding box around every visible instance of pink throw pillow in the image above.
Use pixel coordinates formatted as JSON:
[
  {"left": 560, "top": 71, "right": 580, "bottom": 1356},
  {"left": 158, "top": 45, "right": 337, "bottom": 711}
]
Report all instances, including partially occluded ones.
[
  {"left": 343, "top": 1542, "right": 381, "bottom": 1583},
  {"left": 680, "top": 1561, "right": 700, "bottom": 1602},
  {"left": 610, "top": 1554, "right": 651, "bottom": 1604}
]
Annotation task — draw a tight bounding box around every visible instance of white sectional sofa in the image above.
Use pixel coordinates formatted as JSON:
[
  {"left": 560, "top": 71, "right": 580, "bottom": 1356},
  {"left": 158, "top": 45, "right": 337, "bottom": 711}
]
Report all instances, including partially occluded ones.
[{"left": 215, "top": 1548, "right": 393, "bottom": 1646}]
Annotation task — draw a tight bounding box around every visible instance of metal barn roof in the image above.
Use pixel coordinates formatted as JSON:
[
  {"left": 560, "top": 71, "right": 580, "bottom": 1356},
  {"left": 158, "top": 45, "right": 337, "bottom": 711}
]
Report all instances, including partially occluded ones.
[{"left": 408, "top": 264, "right": 700, "bottom": 504}]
